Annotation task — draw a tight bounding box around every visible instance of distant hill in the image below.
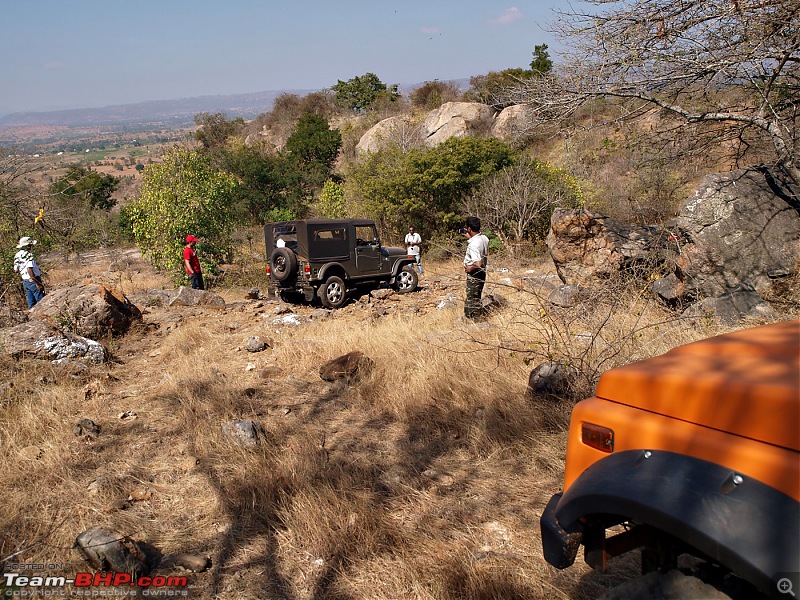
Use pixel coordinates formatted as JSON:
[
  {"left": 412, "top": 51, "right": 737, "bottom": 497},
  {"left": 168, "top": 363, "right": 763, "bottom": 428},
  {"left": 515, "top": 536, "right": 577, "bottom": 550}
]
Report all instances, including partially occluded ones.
[
  {"left": 0, "top": 89, "right": 318, "bottom": 130},
  {"left": 0, "top": 79, "right": 470, "bottom": 131}
]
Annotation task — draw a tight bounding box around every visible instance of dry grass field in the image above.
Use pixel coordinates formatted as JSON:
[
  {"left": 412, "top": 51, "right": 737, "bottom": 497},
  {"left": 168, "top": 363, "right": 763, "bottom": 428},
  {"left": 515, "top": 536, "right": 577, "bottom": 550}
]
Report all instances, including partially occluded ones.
[{"left": 0, "top": 244, "right": 784, "bottom": 599}]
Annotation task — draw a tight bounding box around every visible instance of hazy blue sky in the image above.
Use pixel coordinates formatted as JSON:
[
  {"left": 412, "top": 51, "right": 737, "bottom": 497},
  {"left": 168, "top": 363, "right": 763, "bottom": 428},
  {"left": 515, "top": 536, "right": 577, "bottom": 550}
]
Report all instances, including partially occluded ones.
[{"left": 0, "top": 0, "right": 569, "bottom": 115}]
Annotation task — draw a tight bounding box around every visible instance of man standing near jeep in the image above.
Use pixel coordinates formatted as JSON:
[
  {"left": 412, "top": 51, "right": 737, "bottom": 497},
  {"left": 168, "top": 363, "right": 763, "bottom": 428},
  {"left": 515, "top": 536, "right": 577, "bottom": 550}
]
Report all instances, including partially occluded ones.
[
  {"left": 404, "top": 225, "right": 423, "bottom": 275},
  {"left": 183, "top": 235, "right": 204, "bottom": 290},
  {"left": 463, "top": 216, "right": 489, "bottom": 320}
]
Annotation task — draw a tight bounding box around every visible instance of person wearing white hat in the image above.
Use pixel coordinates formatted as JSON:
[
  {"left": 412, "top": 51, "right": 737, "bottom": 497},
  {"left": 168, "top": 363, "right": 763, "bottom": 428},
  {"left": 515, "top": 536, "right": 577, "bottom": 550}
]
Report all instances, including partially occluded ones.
[{"left": 13, "top": 236, "right": 46, "bottom": 308}]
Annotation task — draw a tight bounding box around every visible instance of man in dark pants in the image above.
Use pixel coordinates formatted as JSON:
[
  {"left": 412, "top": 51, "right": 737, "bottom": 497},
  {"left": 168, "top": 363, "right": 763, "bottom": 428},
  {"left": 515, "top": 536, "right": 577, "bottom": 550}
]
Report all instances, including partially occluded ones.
[
  {"left": 183, "top": 235, "right": 205, "bottom": 290},
  {"left": 462, "top": 216, "right": 489, "bottom": 320},
  {"left": 13, "top": 236, "right": 46, "bottom": 308}
]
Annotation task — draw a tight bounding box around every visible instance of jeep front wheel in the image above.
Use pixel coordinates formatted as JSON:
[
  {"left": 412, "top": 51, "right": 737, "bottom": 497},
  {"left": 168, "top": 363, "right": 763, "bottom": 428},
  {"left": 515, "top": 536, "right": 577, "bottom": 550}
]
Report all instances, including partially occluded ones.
[
  {"left": 395, "top": 266, "right": 418, "bottom": 294},
  {"left": 318, "top": 276, "right": 347, "bottom": 308}
]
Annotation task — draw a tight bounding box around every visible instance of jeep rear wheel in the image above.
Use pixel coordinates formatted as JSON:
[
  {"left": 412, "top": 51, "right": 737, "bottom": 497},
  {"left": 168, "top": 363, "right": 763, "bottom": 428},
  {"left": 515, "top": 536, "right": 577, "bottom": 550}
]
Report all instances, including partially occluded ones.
[
  {"left": 318, "top": 276, "right": 347, "bottom": 308},
  {"left": 395, "top": 266, "right": 418, "bottom": 294},
  {"left": 270, "top": 248, "right": 297, "bottom": 282}
]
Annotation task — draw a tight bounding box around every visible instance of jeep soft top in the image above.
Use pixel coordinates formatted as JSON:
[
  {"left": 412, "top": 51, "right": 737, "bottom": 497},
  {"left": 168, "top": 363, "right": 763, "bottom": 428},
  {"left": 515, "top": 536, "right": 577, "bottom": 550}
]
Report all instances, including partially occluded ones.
[{"left": 266, "top": 219, "right": 370, "bottom": 262}]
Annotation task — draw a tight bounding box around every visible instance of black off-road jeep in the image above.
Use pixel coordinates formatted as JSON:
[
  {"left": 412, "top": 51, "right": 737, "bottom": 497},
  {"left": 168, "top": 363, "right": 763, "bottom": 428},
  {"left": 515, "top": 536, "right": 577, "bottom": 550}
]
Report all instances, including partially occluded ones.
[{"left": 264, "top": 219, "right": 419, "bottom": 308}]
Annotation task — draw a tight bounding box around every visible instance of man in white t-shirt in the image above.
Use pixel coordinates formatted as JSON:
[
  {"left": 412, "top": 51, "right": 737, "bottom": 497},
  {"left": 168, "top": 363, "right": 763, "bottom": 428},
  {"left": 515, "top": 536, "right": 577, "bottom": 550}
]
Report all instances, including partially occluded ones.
[
  {"left": 404, "top": 225, "right": 423, "bottom": 275},
  {"left": 13, "top": 236, "right": 46, "bottom": 308},
  {"left": 462, "top": 216, "right": 489, "bottom": 320}
]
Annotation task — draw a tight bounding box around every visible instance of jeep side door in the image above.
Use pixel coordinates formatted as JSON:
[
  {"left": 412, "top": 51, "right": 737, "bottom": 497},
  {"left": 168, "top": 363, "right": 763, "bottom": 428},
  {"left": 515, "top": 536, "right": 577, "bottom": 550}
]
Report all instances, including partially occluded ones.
[{"left": 353, "top": 224, "right": 382, "bottom": 273}]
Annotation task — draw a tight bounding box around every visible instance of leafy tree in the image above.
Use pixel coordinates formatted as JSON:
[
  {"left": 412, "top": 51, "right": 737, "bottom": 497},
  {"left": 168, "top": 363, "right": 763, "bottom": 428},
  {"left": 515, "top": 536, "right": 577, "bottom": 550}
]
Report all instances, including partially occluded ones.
[
  {"left": 244, "top": 91, "right": 339, "bottom": 152},
  {"left": 463, "top": 44, "right": 553, "bottom": 108},
  {"left": 194, "top": 112, "right": 246, "bottom": 150},
  {"left": 285, "top": 113, "right": 342, "bottom": 189},
  {"left": 40, "top": 166, "right": 123, "bottom": 250},
  {"left": 348, "top": 137, "right": 518, "bottom": 235},
  {"left": 300, "top": 90, "right": 338, "bottom": 117},
  {"left": 529, "top": 44, "right": 553, "bottom": 76},
  {"left": 211, "top": 114, "right": 341, "bottom": 226},
  {"left": 464, "top": 68, "right": 532, "bottom": 108},
  {"left": 317, "top": 180, "right": 346, "bottom": 218},
  {"left": 125, "top": 146, "right": 238, "bottom": 281},
  {"left": 332, "top": 73, "right": 399, "bottom": 112},
  {"left": 410, "top": 81, "right": 463, "bottom": 110},
  {"left": 1, "top": 154, "right": 124, "bottom": 261},
  {"left": 222, "top": 140, "right": 306, "bottom": 224},
  {"left": 271, "top": 93, "right": 304, "bottom": 117},
  {"left": 464, "top": 158, "right": 582, "bottom": 255},
  {"left": 515, "top": 0, "right": 800, "bottom": 185},
  {"left": 50, "top": 166, "right": 119, "bottom": 209},
  {"left": 254, "top": 93, "right": 304, "bottom": 138}
]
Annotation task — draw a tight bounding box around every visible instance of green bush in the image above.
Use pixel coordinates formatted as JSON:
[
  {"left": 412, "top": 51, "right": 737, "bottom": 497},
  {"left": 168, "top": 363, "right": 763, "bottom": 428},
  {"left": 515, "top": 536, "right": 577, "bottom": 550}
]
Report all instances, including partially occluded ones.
[
  {"left": 347, "top": 137, "right": 518, "bottom": 238},
  {"left": 124, "top": 146, "right": 238, "bottom": 282}
]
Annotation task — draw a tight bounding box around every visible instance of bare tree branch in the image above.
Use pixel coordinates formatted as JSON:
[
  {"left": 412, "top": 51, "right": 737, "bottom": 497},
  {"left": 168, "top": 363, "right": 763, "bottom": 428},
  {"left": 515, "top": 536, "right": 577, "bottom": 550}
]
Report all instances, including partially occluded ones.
[{"left": 512, "top": 0, "right": 800, "bottom": 185}]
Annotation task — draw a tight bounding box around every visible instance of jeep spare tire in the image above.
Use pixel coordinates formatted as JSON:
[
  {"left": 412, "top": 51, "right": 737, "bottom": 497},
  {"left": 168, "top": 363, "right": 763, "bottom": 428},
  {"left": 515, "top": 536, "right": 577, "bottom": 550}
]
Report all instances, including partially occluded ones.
[
  {"left": 318, "top": 275, "right": 347, "bottom": 309},
  {"left": 270, "top": 248, "right": 297, "bottom": 282}
]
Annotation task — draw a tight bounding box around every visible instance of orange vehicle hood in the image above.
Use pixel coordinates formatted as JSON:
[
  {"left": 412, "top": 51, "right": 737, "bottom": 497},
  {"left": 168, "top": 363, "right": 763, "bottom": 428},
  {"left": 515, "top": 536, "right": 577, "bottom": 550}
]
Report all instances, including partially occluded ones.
[{"left": 594, "top": 320, "right": 800, "bottom": 452}]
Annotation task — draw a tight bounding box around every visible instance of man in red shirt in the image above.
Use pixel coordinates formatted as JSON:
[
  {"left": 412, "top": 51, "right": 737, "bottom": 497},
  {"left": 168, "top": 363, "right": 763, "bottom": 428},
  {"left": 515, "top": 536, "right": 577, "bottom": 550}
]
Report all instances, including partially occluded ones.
[{"left": 183, "top": 235, "right": 204, "bottom": 290}]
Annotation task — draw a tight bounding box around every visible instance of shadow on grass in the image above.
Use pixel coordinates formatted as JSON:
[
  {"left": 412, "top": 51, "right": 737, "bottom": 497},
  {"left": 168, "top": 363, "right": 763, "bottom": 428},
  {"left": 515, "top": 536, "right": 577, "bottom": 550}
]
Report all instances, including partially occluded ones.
[{"left": 42, "top": 368, "right": 576, "bottom": 599}]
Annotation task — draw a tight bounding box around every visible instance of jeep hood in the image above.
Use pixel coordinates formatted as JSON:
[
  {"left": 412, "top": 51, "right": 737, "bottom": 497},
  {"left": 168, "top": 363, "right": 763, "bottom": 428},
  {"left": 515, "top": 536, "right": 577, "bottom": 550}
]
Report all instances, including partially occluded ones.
[
  {"left": 382, "top": 246, "right": 409, "bottom": 257},
  {"left": 594, "top": 320, "right": 800, "bottom": 451}
]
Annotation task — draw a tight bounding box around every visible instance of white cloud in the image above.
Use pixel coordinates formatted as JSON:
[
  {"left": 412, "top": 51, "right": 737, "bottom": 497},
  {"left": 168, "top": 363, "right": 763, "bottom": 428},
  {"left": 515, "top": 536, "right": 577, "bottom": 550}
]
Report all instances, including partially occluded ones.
[{"left": 490, "top": 7, "right": 523, "bottom": 26}]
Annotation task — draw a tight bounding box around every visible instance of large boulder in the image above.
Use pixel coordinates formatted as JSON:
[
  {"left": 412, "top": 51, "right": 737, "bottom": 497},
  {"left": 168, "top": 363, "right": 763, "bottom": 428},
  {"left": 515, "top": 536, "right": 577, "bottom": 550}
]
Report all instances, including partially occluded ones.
[
  {"left": 31, "top": 284, "right": 141, "bottom": 339},
  {"left": 675, "top": 166, "right": 800, "bottom": 297},
  {"left": 681, "top": 285, "right": 779, "bottom": 326},
  {"left": 1, "top": 319, "right": 108, "bottom": 364},
  {"left": 319, "top": 351, "right": 374, "bottom": 383},
  {"left": 356, "top": 116, "right": 417, "bottom": 154},
  {"left": 422, "top": 102, "right": 496, "bottom": 147},
  {"left": 356, "top": 103, "right": 534, "bottom": 153},
  {"left": 546, "top": 209, "right": 668, "bottom": 285},
  {"left": 545, "top": 167, "right": 799, "bottom": 322},
  {"left": 491, "top": 104, "right": 534, "bottom": 140},
  {"left": 526, "top": 361, "right": 578, "bottom": 399},
  {"left": 169, "top": 286, "right": 226, "bottom": 309}
]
